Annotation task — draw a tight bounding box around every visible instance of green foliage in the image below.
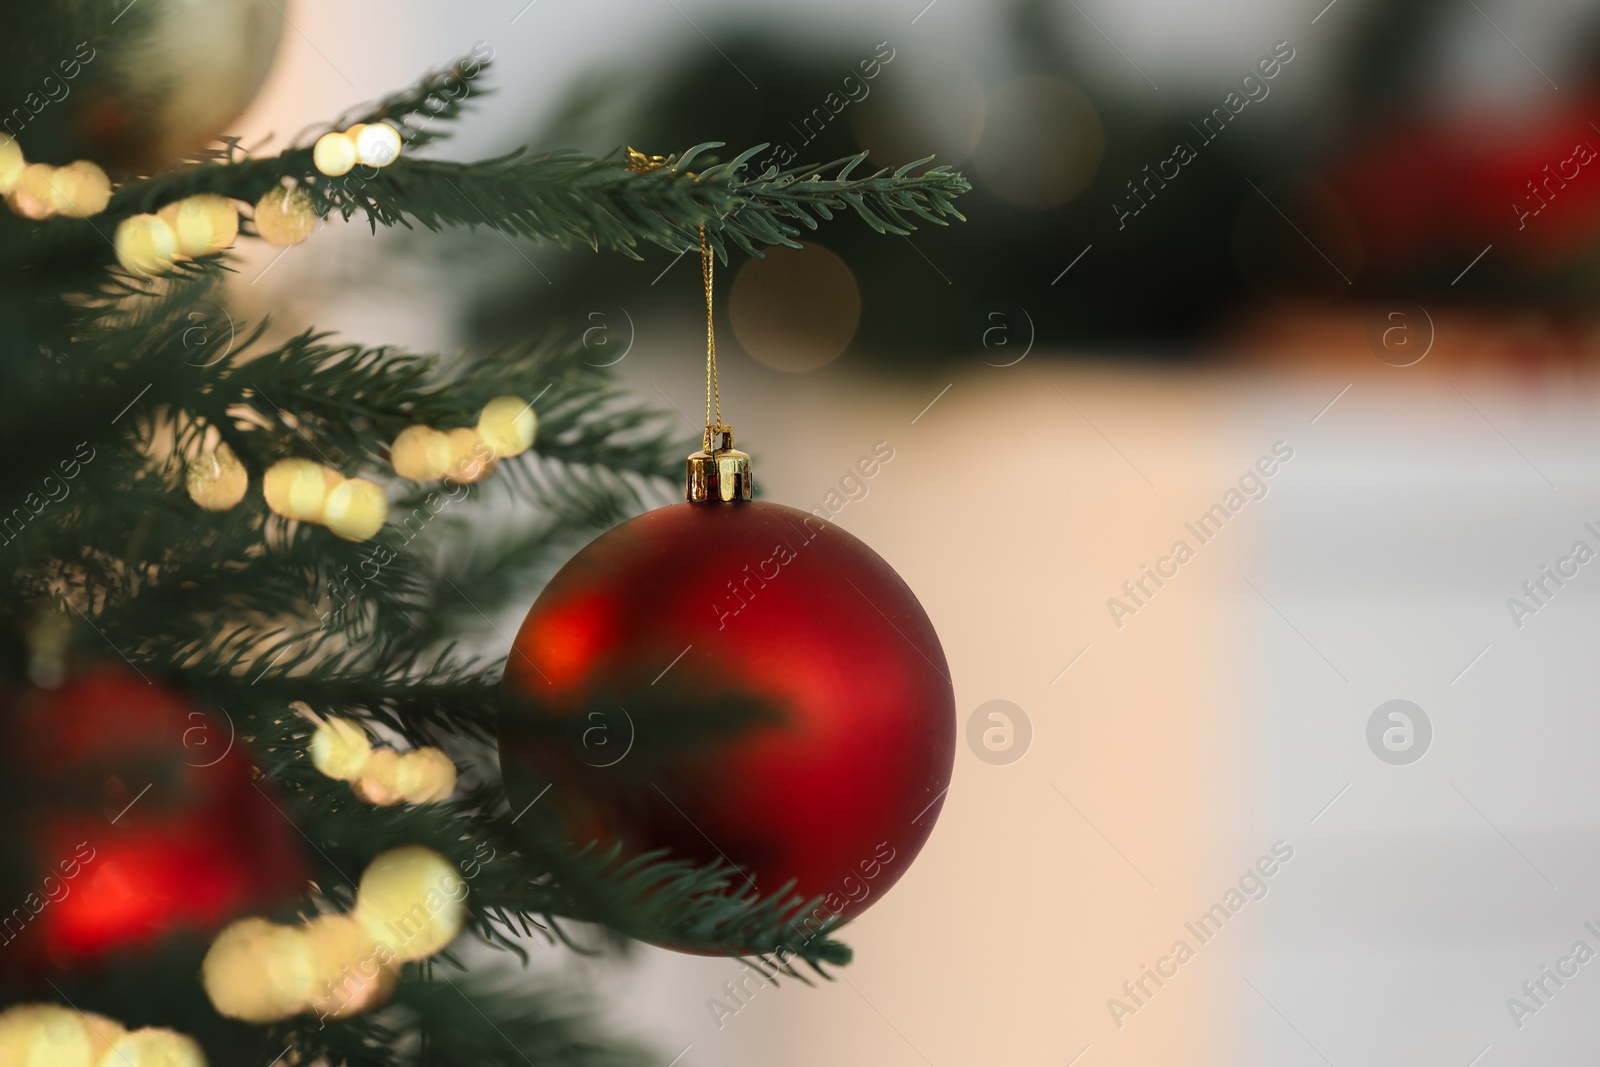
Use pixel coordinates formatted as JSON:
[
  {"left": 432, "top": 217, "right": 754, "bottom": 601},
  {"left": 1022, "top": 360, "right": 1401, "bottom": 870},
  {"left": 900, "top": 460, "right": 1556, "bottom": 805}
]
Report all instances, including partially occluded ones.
[
  {"left": 0, "top": 55, "right": 968, "bottom": 287},
  {"left": 297, "top": 976, "right": 656, "bottom": 1067},
  {"left": 320, "top": 145, "right": 970, "bottom": 260},
  {"left": 0, "top": 50, "right": 964, "bottom": 1067}
]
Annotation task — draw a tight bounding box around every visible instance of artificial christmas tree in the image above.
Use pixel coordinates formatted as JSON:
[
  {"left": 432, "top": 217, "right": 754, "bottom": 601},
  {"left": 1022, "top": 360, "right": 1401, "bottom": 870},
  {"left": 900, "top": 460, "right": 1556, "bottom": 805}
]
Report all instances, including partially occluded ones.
[{"left": 0, "top": 40, "right": 968, "bottom": 1067}]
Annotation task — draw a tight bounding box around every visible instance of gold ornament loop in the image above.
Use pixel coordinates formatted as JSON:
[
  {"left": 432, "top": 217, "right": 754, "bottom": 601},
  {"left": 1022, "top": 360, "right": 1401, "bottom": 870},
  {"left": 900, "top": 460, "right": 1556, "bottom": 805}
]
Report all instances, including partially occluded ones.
[
  {"left": 684, "top": 223, "right": 750, "bottom": 502},
  {"left": 684, "top": 223, "right": 752, "bottom": 502},
  {"left": 625, "top": 147, "right": 668, "bottom": 173},
  {"left": 629, "top": 147, "right": 750, "bottom": 502}
]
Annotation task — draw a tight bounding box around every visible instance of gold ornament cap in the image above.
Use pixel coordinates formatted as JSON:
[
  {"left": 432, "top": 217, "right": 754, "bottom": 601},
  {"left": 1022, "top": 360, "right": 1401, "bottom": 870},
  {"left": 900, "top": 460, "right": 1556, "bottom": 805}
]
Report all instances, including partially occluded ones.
[{"left": 686, "top": 424, "right": 752, "bottom": 502}]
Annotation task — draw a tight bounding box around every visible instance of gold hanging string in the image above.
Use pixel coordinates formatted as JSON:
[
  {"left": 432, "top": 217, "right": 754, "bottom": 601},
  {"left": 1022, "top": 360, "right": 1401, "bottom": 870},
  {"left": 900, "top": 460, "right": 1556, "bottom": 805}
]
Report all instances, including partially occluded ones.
[
  {"left": 700, "top": 224, "right": 723, "bottom": 438},
  {"left": 625, "top": 147, "right": 731, "bottom": 455}
]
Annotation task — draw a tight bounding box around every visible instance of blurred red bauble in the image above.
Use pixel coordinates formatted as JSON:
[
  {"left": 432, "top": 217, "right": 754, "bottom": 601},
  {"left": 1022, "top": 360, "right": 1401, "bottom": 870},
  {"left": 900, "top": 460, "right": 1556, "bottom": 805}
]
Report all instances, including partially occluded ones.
[
  {"left": 0, "top": 669, "right": 305, "bottom": 971},
  {"left": 1332, "top": 92, "right": 1600, "bottom": 274},
  {"left": 500, "top": 501, "right": 954, "bottom": 937},
  {"left": 0, "top": 0, "right": 285, "bottom": 172}
]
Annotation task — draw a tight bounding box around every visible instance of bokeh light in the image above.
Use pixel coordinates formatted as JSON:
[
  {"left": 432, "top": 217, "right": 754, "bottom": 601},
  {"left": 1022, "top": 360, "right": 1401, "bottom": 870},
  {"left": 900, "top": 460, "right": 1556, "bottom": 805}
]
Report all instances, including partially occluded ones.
[
  {"left": 973, "top": 76, "right": 1104, "bottom": 209},
  {"left": 852, "top": 49, "right": 986, "bottom": 167},
  {"left": 730, "top": 243, "right": 861, "bottom": 372}
]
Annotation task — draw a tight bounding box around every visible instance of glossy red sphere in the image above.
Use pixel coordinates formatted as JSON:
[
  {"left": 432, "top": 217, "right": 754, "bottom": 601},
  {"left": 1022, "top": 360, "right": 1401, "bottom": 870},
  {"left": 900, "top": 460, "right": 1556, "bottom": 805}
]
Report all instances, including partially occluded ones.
[
  {"left": 0, "top": 669, "right": 306, "bottom": 971},
  {"left": 501, "top": 501, "right": 954, "bottom": 936}
]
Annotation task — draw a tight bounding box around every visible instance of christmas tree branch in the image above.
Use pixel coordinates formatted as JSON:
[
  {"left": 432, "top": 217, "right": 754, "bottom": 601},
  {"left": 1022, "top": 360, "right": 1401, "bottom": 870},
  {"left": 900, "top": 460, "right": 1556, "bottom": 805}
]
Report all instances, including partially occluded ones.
[
  {"left": 0, "top": 285, "right": 682, "bottom": 634},
  {"left": 290, "top": 975, "right": 653, "bottom": 1067},
  {"left": 318, "top": 146, "right": 971, "bottom": 259},
  {"left": 73, "top": 140, "right": 969, "bottom": 265},
  {"left": 320, "top": 48, "right": 496, "bottom": 154},
  {"left": 6, "top": 52, "right": 969, "bottom": 295},
  {"left": 287, "top": 783, "right": 854, "bottom": 974},
  {"left": 183, "top": 689, "right": 851, "bottom": 971},
  {"left": 387, "top": 514, "right": 635, "bottom": 653},
  {"left": 172, "top": 723, "right": 858, "bottom": 977}
]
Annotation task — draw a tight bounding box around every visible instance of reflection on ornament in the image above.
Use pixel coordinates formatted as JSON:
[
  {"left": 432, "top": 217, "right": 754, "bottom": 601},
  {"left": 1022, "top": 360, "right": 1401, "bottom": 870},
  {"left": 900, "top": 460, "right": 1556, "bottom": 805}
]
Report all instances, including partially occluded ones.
[
  {"left": 356, "top": 846, "right": 467, "bottom": 961},
  {"left": 477, "top": 396, "right": 537, "bottom": 459},
  {"left": 310, "top": 717, "right": 372, "bottom": 780},
  {"left": 389, "top": 425, "right": 452, "bottom": 482},
  {"left": 313, "top": 131, "right": 358, "bottom": 177},
  {"left": 254, "top": 185, "right": 316, "bottom": 247},
  {"left": 185, "top": 443, "right": 248, "bottom": 511},
  {"left": 201, "top": 917, "right": 314, "bottom": 1023},
  {"left": 354, "top": 123, "right": 402, "bottom": 167},
  {"left": 159, "top": 194, "right": 240, "bottom": 258},
  {"left": 323, "top": 478, "right": 388, "bottom": 542},
  {"left": 113, "top": 214, "right": 179, "bottom": 277}
]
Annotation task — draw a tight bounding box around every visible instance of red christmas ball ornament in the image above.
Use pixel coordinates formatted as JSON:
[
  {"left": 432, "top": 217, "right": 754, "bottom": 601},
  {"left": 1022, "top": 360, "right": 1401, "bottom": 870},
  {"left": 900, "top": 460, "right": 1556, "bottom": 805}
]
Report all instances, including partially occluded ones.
[
  {"left": 0, "top": 668, "right": 306, "bottom": 973},
  {"left": 500, "top": 425, "right": 954, "bottom": 940}
]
